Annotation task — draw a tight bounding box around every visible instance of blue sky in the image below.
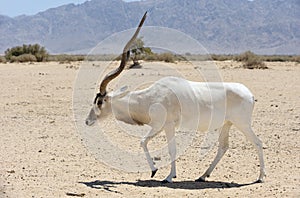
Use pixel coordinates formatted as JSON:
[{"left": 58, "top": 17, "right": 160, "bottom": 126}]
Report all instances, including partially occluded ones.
[{"left": 0, "top": 0, "right": 138, "bottom": 17}]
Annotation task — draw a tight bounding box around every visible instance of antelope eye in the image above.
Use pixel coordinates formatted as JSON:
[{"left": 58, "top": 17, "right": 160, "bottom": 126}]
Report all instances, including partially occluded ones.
[{"left": 97, "top": 100, "right": 103, "bottom": 105}]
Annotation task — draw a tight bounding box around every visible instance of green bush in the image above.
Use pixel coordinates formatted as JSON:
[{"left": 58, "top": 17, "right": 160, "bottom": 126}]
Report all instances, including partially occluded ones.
[
  {"left": 235, "top": 51, "right": 268, "bottom": 69},
  {"left": 130, "top": 38, "right": 154, "bottom": 66},
  {"left": 5, "top": 44, "right": 48, "bottom": 62},
  {"left": 0, "top": 56, "right": 6, "bottom": 63},
  {"left": 10, "top": 54, "right": 37, "bottom": 62}
]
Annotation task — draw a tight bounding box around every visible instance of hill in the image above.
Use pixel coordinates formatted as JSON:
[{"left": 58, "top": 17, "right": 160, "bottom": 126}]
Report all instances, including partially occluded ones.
[{"left": 0, "top": 0, "right": 299, "bottom": 54}]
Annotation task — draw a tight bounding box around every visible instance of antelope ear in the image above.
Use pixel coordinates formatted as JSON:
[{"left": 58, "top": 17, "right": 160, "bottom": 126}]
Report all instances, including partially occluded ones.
[{"left": 110, "top": 86, "right": 129, "bottom": 99}]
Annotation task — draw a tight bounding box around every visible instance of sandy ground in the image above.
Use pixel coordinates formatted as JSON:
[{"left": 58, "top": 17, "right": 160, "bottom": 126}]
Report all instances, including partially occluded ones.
[{"left": 0, "top": 61, "right": 299, "bottom": 197}]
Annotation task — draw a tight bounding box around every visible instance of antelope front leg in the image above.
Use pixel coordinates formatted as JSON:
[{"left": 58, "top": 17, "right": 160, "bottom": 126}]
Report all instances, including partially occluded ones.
[
  {"left": 162, "top": 123, "right": 177, "bottom": 183},
  {"left": 140, "top": 128, "right": 159, "bottom": 178},
  {"left": 142, "top": 103, "right": 167, "bottom": 178}
]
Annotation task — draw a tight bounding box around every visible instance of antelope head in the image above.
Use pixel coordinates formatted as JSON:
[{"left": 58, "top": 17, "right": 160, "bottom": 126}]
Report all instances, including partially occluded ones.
[{"left": 85, "top": 12, "right": 147, "bottom": 126}]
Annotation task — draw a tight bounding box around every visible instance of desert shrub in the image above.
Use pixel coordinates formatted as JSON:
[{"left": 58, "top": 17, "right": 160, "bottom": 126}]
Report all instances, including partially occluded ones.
[
  {"left": 157, "top": 53, "right": 176, "bottom": 63},
  {"left": 0, "top": 56, "right": 6, "bottom": 63},
  {"left": 143, "top": 53, "right": 159, "bottom": 61},
  {"left": 132, "top": 52, "right": 178, "bottom": 63},
  {"left": 183, "top": 54, "right": 300, "bottom": 62},
  {"left": 211, "top": 54, "right": 234, "bottom": 61},
  {"left": 292, "top": 55, "right": 300, "bottom": 63},
  {"left": 261, "top": 55, "right": 291, "bottom": 62},
  {"left": 125, "top": 37, "right": 157, "bottom": 68},
  {"left": 47, "top": 54, "right": 85, "bottom": 62},
  {"left": 184, "top": 54, "right": 211, "bottom": 61},
  {"left": 5, "top": 44, "right": 48, "bottom": 62},
  {"left": 10, "top": 54, "right": 37, "bottom": 62},
  {"left": 235, "top": 51, "right": 268, "bottom": 69},
  {"left": 130, "top": 38, "right": 154, "bottom": 66}
]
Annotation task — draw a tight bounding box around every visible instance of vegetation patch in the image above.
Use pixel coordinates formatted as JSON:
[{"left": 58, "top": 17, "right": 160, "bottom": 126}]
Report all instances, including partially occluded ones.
[
  {"left": 234, "top": 51, "right": 268, "bottom": 69},
  {"left": 47, "top": 54, "right": 85, "bottom": 63},
  {"left": 2, "top": 43, "right": 299, "bottom": 67},
  {"left": 10, "top": 54, "right": 37, "bottom": 63},
  {"left": 0, "top": 56, "right": 6, "bottom": 63},
  {"left": 5, "top": 44, "right": 48, "bottom": 62}
]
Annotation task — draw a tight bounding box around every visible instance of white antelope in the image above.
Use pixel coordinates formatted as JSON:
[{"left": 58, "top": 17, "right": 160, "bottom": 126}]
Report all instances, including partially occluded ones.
[{"left": 86, "top": 12, "right": 266, "bottom": 183}]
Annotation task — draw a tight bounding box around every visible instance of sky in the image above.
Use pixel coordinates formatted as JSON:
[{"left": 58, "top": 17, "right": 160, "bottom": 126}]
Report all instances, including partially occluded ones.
[{"left": 0, "top": 0, "right": 138, "bottom": 17}]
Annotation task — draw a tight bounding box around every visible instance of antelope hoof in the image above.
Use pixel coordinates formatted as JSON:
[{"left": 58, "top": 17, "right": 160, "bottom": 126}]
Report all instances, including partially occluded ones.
[
  {"left": 195, "top": 177, "right": 206, "bottom": 182},
  {"left": 161, "top": 179, "right": 171, "bottom": 184},
  {"left": 151, "top": 169, "right": 158, "bottom": 178},
  {"left": 256, "top": 179, "right": 264, "bottom": 183}
]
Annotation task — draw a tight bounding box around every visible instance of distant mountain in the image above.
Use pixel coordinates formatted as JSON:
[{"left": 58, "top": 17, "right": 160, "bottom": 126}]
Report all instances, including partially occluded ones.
[{"left": 0, "top": 0, "right": 299, "bottom": 54}]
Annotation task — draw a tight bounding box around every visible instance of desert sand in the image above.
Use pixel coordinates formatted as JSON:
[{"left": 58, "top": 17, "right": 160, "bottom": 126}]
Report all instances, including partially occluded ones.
[{"left": 0, "top": 61, "right": 299, "bottom": 197}]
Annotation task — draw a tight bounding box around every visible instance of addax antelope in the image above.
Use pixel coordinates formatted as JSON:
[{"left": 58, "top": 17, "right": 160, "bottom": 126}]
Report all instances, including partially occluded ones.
[{"left": 86, "top": 12, "right": 266, "bottom": 183}]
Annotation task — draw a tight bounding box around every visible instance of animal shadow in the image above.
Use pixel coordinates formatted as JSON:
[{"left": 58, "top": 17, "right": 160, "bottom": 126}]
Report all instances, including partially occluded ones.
[{"left": 79, "top": 179, "right": 258, "bottom": 194}]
